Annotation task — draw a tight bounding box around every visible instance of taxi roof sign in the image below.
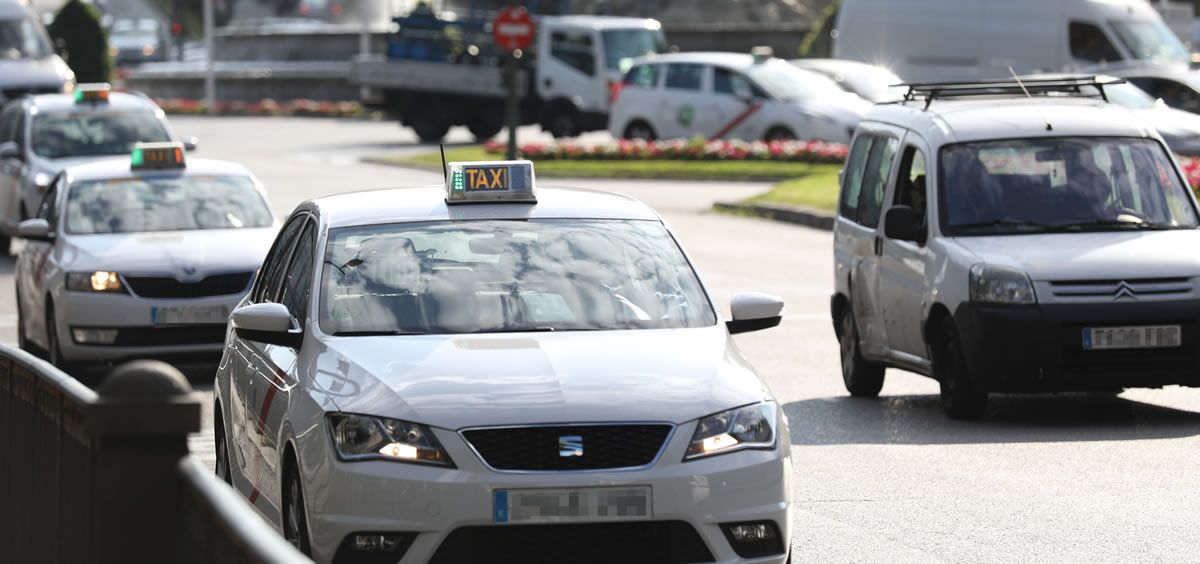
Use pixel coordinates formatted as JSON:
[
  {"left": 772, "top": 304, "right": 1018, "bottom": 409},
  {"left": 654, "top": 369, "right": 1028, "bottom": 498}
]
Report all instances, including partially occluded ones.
[
  {"left": 74, "top": 83, "right": 111, "bottom": 104},
  {"left": 131, "top": 141, "right": 186, "bottom": 170},
  {"left": 446, "top": 160, "right": 536, "bottom": 204}
]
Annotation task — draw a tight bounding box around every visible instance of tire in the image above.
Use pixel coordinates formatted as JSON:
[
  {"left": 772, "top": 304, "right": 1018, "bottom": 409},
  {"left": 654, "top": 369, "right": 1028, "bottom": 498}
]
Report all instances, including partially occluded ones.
[
  {"left": 283, "top": 460, "right": 312, "bottom": 555},
  {"left": 467, "top": 117, "right": 504, "bottom": 141},
  {"left": 409, "top": 114, "right": 450, "bottom": 143},
  {"left": 45, "top": 302, "right": 74, "bottom": 376},
  {"left": 15, "top": 285, "right": 28, "bottom": 352},
  {"left": 934, "top": 322, "right": 988, "bottom": 420},
  {"left": 838, "top": 307, "right": 885, "bottom": 397},
  {"left": 623, "top": 121, "right": 656, "bottom": 141},
  {"left": 765, "top": 126, "right": 797, "bottom": 142},
  {"left": 215, "top": 409, "right": 232, "bottom": 484},
  {"left": 543, "top": 103, "right": 579, "bottom": 139}
]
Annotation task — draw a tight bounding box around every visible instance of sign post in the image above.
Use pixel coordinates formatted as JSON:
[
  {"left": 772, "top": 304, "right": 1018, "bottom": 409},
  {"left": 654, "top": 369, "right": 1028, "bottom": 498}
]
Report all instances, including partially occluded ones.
[{"left": 493, "top": 6, "right": 535, "bottom": 160}]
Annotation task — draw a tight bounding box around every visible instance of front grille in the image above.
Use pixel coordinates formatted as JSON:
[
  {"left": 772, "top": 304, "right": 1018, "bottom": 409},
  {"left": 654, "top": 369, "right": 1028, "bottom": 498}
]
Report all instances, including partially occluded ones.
[
  {"left": 112, "top": 325, "right": 227, "bottom": 346},
  {"left": 429, "top": 521, "right": 714, "bottom": 564},
  {"left": 1060, "top": 321, "right": 1199, "bottom": 378},
  {"left": 1050, "top": 278, "right": 1193, "bottom": 301},
  {"left": 462, "top": 424, "right": 672, "bottom": 471},
  {"left": 124, "top": 272, "right": 253, "bottom": 299}
]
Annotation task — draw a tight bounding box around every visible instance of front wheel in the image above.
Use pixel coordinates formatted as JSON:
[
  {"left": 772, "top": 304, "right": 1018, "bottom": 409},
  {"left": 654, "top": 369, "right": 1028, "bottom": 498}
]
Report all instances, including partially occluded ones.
[
  {"left": 45, "top": 302, "right": 75, "bottom": 375},
  {"left": 765, "top": 126, "right": 796, "bottom": 142},
  {"left": 838, "top": 307, "right": 885, "bottom": 397},
  {"left": 283, "top": 462, "right": 312, "bottom": 555},
  {"left": 935, "top": 322, "right": 988, "bottom": 420},
  {"left": 214, "top": 410, "right": 232, "bottom": 484},
  {"left": 623, "top": 121, "right": 656, "bottom": 141},
  {"left": 409, "top": 114, "right": 450, "bottom": 143}
]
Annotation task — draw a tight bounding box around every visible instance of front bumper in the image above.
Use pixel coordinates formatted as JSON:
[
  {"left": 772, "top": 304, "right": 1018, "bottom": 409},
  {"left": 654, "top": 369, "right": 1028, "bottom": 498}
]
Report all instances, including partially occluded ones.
[
  {"left": 306, "top": 422, "right": 793, "bottom": 564},
  {"left": 57, "top": 290, "right": 240, "bottom": 362},
  {"left": 953, "top": 300, "right": 1200, "bottom": 392}
]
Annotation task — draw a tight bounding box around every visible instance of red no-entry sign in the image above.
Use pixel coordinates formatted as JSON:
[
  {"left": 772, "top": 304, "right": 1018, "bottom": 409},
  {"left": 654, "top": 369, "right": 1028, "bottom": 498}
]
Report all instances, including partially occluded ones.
[{"left": 493, "top": 6, "right": 535, "bottom": 52}]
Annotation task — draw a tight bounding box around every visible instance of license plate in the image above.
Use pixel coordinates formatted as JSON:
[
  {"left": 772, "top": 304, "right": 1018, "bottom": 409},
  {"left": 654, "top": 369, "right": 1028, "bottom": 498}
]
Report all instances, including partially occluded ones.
[
  {"left": 151, "top": 304, "right": 229, "bottom": 325},
  {"left": 1082, "top": 325, "right": 1182, "bottom": 350},
  {"left": 493, "top": 486, "right": 652, "bottom": 524}
]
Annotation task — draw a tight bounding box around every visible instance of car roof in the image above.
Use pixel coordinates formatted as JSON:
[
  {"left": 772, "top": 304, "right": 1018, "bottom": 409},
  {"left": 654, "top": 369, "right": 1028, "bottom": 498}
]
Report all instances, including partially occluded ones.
[
  {"left": 63, "top": 157, "right": 253, "bottom": 184},
  {"left": 308, "top": 186, "right": 661, "bottom": 229},
  {"left": 793, "top": 58, "right": 889, "bottom": 74},
  {"left": 0, "top": 1, "right": 31, "bottom": 18},
  {"left": 546, "top": 15, "right": 660, "bottom": 31},
  {"left": 864, "top": 97, "right": 1152, "bottom": 146},
  {"left": 629, "top": 52, "right": 759, "bottom": 70},
  {"left": 26, "top": 91, "right": 161, "bottom": 114}
]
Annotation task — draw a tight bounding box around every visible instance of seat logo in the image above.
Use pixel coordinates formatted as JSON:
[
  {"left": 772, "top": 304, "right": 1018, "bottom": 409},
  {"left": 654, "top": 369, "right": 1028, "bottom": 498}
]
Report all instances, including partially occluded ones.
[
  {"left": 1113, "top": 282, "right": 1137, "bottom": 301},
  {"left": 558, "top": 435, "right": 583, "bottom": 457}
]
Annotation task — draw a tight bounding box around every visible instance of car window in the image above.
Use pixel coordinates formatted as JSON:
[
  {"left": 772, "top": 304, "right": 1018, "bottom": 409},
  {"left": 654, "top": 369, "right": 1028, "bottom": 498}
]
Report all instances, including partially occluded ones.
[
  {"left": 0, "top": 106, "right": 18, "bottom": 144},
  {"left": 549, "top": 31, "right": 595, "bottom": 76},
  {"left": 939, "top": 137, "right": 1199, "bottom": 234},
  {"left": 13, "top": 112, "right": 25, "bottom": 152},
  {"left": 893, "top": 146, "right": 928, "bottom": 232},
  {"left": 713, "top": 67, "right": 763, "bottom": 99},
  {"left": 1132, "top": 78, "right": 1200, "bottom": 113},
  {"left": 857, "top": 136, "right": 900, "bottom": 228},
  {"left": 320, "top": 219, "right": 717, "bottom": 335},
  {"left": 0, "top": 15, "right": 52, "bottom": 60},
  {"left": 1069, "top": 21, "right": 1122, "bottom": 63},
  {"left": 279, "top": 221, "right": 316, "bottom": 323},
  {"left": 64, "top": 175, "right": 273, "bottom": 235},
  {"left": 36, "top": 179, "right": 58, "bottom": 223},
  {"left": 254, "top": 215, "right": 307, "bottom": 303},
  {"left": 623, "top": 64, "right": 659, "bottom": 89},
  {"left": 32, "top": 111, "right": 171, "bottom": 159},
  {"left": 839, "top": 135, "right": 874, "bottom": 221},
  {"left": 665, "top": 63, "right": 704, "bottom": 91},
  {"left": 1109, "top": 19, "right": 1188, "bottom": 64}
]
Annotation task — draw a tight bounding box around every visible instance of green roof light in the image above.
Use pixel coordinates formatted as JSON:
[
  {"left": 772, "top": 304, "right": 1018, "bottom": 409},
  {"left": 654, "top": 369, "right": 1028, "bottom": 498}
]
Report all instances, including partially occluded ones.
[{"left": 130, "top": 147, "right": 144, "bottom": 168}]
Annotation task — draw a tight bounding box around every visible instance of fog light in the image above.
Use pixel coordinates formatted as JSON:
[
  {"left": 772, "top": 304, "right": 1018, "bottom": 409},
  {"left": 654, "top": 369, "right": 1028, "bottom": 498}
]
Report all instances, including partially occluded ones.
[
  {"left": 71, "top": 328, "right": 118, "bottom": 345},
  {"left": 351, "top": 534, "right": 402, "bottom": 552},
  {"left": 721, "top": 521, "right": 784, "bottom": 558},
  {"left": 728, "top": 523, "right": 774, "bottom": 542}
]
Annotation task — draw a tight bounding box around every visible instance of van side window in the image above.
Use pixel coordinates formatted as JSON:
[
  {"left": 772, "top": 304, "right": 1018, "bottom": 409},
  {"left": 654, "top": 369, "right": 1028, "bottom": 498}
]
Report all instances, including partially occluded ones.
[
  {"left": 839, "top": 136, "right": 874, "bottom": 221},
  {"left": 1069, "top": 22, "right": 1121, "bottom": 63},
  {"left": 857, "top": 137, "right": 900, "bottom": 228},
  {"left": 550, "top": 31, "right": 596, "bottom": 76},
  {"left": 894, "top": 146, "right": 928, "bottom": 232},
  {"left": 624, "top": 64, "right": 659, "bottom": 89},
  {"left": 665, "top": 63, "right": 704, "bottom": 91}
]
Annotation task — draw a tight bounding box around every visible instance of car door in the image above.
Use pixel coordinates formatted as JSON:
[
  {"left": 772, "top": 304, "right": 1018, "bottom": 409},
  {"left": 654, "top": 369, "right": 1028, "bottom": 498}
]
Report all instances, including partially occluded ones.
[
  {"left": 539, "top": 28, "right": 606, "bottom": 117},
  {"left": 0, "top": 106, "right": 25, "bottom": 231},
  {"left": 18, "top": 177, "right": 60, "bottom": 351},
  {"left": 230, "top": 214, "right": 305, "bottom": 501},
  {"left": 833, "top": 126, "right": 900, "bottom": 359},
  {"left": 657, "top": 62, "right": 710, "bottom": 139},
  {"left": 709, "top": 66, "right": 770, "bottom": 140},
  {"left": 879, "top": 139, "right": 933, "bottom": 361},
  {"left": 245, "top": 216, "right": 315, "bottom": 516}
]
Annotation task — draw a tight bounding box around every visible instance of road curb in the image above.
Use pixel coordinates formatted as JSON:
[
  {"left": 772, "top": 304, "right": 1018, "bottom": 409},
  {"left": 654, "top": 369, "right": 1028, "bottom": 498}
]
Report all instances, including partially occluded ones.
[{"left": 712, "top": 201, "right": 835, "bottom": 231}]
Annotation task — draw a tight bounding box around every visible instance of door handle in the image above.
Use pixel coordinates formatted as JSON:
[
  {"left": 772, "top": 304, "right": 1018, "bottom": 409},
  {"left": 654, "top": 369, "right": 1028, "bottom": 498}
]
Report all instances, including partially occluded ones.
[
  {"left": 873, "top": 236, "right": 883, "bottom": 256},
  {"left": 543, "top": 78, "right": 553, "bottom": 89}
]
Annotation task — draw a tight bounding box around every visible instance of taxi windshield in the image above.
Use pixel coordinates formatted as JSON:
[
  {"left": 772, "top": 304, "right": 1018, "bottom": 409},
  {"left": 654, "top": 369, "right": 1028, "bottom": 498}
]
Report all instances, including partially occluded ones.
[
  {"left": 940, "top": 137, "right": 1199, "bottom": 235},
  {"left": 32, "top": 112, "right": 171, "bottom": 160},
  {"left": 320, "top": 219, "right": 717, "bottom": 335},
  {"left": 65, "top": 175, "right": 273, "bottom": 235}
]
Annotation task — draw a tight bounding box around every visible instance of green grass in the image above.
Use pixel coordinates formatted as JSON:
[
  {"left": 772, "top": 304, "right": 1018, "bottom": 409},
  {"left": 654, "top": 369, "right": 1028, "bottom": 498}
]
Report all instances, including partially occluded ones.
[
  {"left": 745, "top": 167, "right": 842, "bottom": 212},
  {"left": 368, "top": 145, "right": 840, "bottom": 181}
]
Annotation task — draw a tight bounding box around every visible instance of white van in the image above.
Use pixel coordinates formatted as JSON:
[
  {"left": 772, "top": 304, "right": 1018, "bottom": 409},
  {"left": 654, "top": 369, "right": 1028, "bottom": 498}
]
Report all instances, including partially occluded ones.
[{"left": 833, "top": 0, "right": 1190, "bottom": 82}]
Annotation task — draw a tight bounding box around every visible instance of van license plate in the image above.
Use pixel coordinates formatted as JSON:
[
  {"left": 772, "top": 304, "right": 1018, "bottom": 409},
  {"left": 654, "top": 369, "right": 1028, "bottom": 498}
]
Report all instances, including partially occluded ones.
[
  {"left": 493, "top": 486, "right": 651, "bottom": 524},
  {"left": 1083, "top": 325, "right": 1181, "bottom": 350}
]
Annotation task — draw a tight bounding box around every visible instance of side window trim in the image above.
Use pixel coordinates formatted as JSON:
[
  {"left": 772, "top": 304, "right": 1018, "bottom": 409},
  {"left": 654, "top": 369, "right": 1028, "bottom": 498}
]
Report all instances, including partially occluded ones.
[
  {"left": 279, "top": 219, "right": 317, "bottom": 324},
  {"left": 853, "top": 131, "right": 901, "bottom": 228},
  {"left": 253, "top": 214, "right": 308, "bottom": 304}
]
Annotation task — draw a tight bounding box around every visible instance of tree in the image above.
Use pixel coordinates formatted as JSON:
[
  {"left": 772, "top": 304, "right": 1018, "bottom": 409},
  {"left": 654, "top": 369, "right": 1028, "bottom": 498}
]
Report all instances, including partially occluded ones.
[{"left": 48, "top": 0, "right": 111, "bottom": 83}]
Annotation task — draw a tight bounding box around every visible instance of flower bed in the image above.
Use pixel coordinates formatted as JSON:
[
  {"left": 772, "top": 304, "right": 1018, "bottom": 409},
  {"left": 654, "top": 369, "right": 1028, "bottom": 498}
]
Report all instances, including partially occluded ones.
[
  {"left": 1180, "top": 156, "right": 1200, "bottom": 193},
  {"left": 154, "top": 98, "right": 364, "bottom": 118},
  {"left": 484, "top": 138, "right": 849, "bottom": 164}
]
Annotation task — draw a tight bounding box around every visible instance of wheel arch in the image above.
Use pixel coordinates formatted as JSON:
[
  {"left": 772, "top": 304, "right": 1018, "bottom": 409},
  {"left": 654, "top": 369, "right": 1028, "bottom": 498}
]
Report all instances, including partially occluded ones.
[
  {"left": 830, "top": 292, "right": 850, "bottom": 338},
  {"left": 924, "top": 303, "right": 954, "bottom": 353}
]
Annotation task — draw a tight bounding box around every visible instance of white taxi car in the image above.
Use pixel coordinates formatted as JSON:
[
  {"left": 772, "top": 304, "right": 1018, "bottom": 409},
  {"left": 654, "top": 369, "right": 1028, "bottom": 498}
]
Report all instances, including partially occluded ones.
[
  {"left": 608, "top": 50, "right": 869, "bottom": 142},
  {"left": 214, "top": 160, "right": 793, "bottom": 563},
  {"left": 15, "top": 142, "right": 277, "bottom": 373},
  {"left": 832, "top": 76, "right": 1200, "bottom": 420}
]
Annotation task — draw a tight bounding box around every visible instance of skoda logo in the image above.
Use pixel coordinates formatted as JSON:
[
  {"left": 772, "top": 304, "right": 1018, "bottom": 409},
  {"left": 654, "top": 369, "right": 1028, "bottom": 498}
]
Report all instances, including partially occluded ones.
[
  {"left": 558, "top": 435, "right": 583, "bottom": 458},
  {"left": 1113, "top": 282, "right": 1137, "bottom": 301},
  {"left": 182, "top": 266, "right": 198, "bottom": 276}
]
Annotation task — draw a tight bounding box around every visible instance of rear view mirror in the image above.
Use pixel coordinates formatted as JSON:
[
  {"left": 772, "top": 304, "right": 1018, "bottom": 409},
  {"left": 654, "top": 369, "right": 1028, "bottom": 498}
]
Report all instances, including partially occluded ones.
[
  {"left": 17, "top": 218, "right": 50, "bottom": 241},
  {"left": 883, "top": 205, "right": 925, "bottom": 245},
  {"left": 232, "top": 302, "right": 302, "bottom": 348},
  {"left": 728, "top": 292, "right": 784, "bottom": 334},
  {"left": 0, "top": 142, "right": 19, "bottom": 160}
]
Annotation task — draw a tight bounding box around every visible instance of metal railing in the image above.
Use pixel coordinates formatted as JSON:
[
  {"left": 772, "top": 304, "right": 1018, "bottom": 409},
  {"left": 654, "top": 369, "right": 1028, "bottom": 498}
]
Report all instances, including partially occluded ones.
[{"left": 0, "top": 346, "right": 308, "bottom": 564}]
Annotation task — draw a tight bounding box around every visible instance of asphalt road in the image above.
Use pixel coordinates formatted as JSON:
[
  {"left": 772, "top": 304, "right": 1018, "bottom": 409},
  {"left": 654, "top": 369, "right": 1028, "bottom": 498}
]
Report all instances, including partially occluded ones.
[{"left": 14, "top": 116, "right": 1200, "bottom": 561}]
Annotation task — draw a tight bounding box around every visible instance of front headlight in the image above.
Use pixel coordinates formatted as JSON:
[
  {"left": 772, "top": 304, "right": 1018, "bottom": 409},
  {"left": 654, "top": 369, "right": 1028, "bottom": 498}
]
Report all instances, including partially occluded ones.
[
  {"left": 969, "top": 264, "right": 1036, "bottom": 305},
  {"left": 684, "top": 402, "right": 777, "bottom": 461},
  {"left": 65, "top": 271, "right": 125, "bottom": 293},
  {"left": 327, "top": 413, "right": 454, "bottom": 467}
]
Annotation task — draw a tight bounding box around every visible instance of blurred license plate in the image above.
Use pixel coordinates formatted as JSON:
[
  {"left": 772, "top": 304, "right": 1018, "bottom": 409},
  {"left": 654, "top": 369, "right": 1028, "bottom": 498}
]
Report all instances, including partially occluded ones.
[
  {"left": 1083, "top": 325, "right": 1181, "bottom": 350},
  {"left": 493, "top": 486, "right": 651, "bottom": 524},
  {"left": 152, "top": 305, "right": 229, "bottom": 325}
]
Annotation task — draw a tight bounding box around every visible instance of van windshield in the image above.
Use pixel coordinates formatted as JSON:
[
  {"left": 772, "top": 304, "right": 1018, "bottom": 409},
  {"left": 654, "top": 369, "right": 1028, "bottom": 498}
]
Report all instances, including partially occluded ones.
[
  {"left": 602, "top": 28, "right": 667, "bottom": 73},
  {"left": 0, "top": 16, "right": 52, "bottom": 60},
  {"left": 940, "top": 137, "right": 1199, "bottom": 235},
  {"left": 1110, "top": 20, "right": 1189, "bottom": 64}
]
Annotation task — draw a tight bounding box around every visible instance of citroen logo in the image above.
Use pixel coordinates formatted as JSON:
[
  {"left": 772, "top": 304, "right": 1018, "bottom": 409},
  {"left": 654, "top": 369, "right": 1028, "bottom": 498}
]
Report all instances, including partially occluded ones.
[
  {"left": 558, "top": 435, "right": 583, "bottom": 457},
  {"left": 1113, "top": 282, "right": 1137, "bottom": 301}
]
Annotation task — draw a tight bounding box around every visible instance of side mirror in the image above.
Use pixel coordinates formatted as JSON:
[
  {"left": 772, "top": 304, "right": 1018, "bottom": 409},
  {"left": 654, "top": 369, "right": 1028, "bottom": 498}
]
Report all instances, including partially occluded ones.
[
  {"left": 0, "top": 142, "right": 19, "bottom": 160},
  {"left": 34, "top": 172, "right": 52, "bottom": 191},
  {"left": 883, "top": 205, "right": 926, "bottom": 245},
  {"left": 183, "top": 136, "right": 199, "bottom": 152},
  {"left": 231, "top": 302, "right": 302, "bottom": 348},
  {"left": 727, "top": 292, "right": 784, "bottom": 334},
  {"left": 17, "top": 218, "right": 51, "bottom": 241}
]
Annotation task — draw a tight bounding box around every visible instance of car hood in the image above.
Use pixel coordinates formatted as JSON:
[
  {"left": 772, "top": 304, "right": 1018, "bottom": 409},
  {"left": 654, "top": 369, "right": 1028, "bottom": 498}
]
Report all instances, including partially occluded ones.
[
  {"left": 62, "top": 227, "right": 277, "bottom": 275},
  {"left": 952, "top": 230, "right": 1200, "bottom": 281},
  {"left": 1133, "top": 106, "right": 1200, "bottom": 139},
  {"left": 312, "top": 325, "right": 771, "bottom": 430},
  {"left": 0, "top": 57, "right": 69, "bottom": 90}
]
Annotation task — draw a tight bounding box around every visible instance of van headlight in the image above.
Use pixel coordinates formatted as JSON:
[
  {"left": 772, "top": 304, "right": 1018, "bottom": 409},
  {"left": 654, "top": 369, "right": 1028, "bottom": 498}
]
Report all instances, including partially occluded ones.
[
  {"left": 969, "top": 264, "right": 1036, "bottom": 304},
  {"left": 684, "top": 402, "right": 777, "bottom": 461},
  {"left": 327, "top": 413, "right": 454, "bottom": 467}
]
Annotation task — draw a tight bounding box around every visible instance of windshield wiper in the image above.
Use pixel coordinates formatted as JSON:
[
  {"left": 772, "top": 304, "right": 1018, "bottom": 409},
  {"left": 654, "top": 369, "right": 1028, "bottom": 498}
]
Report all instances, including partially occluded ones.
[
  {"left": 470, "top": 326, "right": 558, "bottom": 334},
  {"left": 951, "top": 218, "right": 1058, "bottom": 232},
  {"left": 331, "top": 330, "right": 427, "bottom": 336},
  {"left": 1054, "top": 219, "right": 1176, "bottom": 231}
]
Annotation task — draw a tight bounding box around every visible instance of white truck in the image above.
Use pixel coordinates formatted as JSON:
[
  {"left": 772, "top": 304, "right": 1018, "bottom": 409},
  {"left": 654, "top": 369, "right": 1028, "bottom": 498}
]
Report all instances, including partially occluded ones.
[{"left": 351, "top": 12, "right": 666, "bottom": 142}]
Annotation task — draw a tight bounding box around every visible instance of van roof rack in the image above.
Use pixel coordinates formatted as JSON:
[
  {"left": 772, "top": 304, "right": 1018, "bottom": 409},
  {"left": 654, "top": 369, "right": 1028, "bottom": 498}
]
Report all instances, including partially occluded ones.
[{"left": 898, "top": 76, "right": 1125, "bottom": 110}]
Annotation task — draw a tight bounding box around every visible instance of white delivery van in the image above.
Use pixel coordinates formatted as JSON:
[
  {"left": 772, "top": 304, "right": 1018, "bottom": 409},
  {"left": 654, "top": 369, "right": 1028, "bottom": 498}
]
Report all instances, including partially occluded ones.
[{"left": 833, "top": 0, "right": 1191, "bottom": 82}]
